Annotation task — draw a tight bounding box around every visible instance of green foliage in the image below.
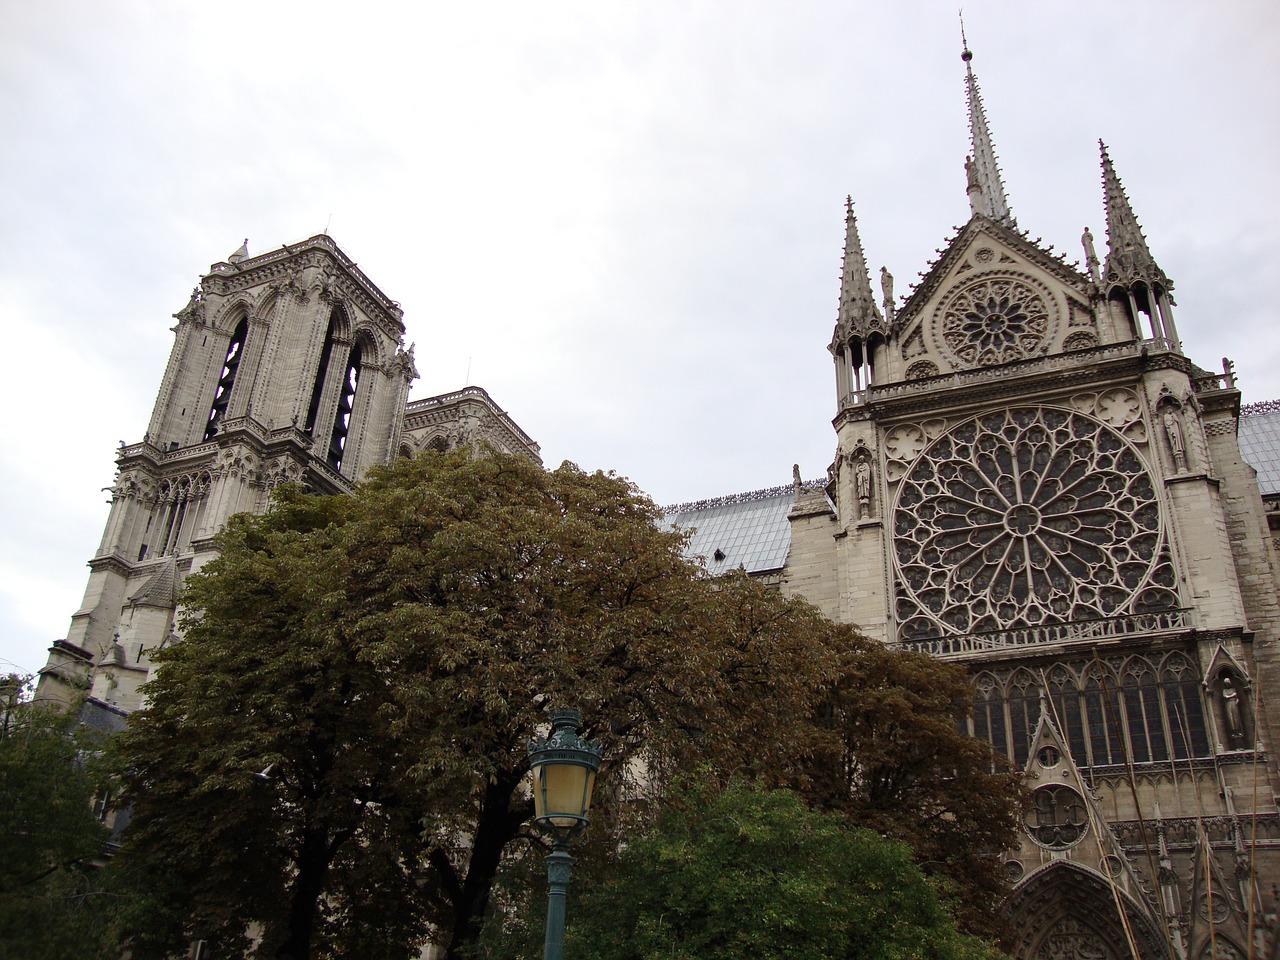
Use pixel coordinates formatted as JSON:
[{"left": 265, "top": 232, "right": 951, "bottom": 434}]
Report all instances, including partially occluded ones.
[
  {"left": 112, "top": 450, "right": 845, "bottom": 959},
  {"left": 558, "top": 780, "right": 1003, "bottom": 960},
  {"left": 807, "top": 641, "right": 1025, "bottom": 939},
  {"left": 0, "top": 678, "right": 114, "bottom": 960}
]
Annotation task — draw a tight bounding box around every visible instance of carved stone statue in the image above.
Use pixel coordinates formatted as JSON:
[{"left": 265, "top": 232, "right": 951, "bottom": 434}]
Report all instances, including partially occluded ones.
[
  {"left": 1163, "top": 407, "right": 1187, "bottom": 472},
  {"left": 1221, "top": 675, "right": 1247, "bottom": 748},
  {"left": 880, "top": 266, "right": 894, "bottom": 307},
  {"left": 852, "top": 454, "right": 873, "bottom": 520},
  {"left": 792, "top": 463, "right": 802, "bottom": 489},
  {"left": 1081, "top": 227, "right": 1101, "bottom": 285}
]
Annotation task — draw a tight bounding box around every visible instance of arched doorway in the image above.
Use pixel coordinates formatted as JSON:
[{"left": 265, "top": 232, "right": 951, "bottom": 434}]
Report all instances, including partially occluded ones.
[{"left": 1006, "top": 861, "right": 1172, "bottom": 960}]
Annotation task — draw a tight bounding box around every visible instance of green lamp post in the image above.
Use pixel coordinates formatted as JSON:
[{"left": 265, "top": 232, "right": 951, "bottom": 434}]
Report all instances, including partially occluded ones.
[{"left": 527, "top": 708, "right": 603, "bottom": 960}]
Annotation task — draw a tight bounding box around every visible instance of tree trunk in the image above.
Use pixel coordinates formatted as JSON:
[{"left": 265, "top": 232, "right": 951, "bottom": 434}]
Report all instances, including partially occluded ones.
[
  {"left": 444, "top": 770, "right": 528, "bottom": 960},
  {"left": 276, "top": 827, "right": 332, "bottom": 960}
]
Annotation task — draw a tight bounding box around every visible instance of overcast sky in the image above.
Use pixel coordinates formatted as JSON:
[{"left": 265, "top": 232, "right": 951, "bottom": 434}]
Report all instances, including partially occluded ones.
[{"left": 2, "top": 1, "right": 1277, "bottom": 678}]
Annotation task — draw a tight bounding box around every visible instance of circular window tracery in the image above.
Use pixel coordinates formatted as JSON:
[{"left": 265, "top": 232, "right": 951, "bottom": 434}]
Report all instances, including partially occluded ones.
[
  {"left": 939, "top": 275, "right": 1055, "bottom": 366},
  {"left": 1026, "top": 784, "right": 1088, "bottom": 849},
  {"left": 893, "top": 407, "right": 1176, "bottom": 640}
]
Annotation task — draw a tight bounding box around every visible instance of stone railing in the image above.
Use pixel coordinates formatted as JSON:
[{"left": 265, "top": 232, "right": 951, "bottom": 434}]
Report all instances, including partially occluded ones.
[
  {"left": 404, "top": 386, "right": 495, "bottom": 411},
  {"left": 1111, "top": 813, "right": 1280, "bottom": 852},
  {"left": 404, "top": 386, "right": 539, "bottom": 448},
  {"left": 841, "top": 340, "right": 1147, "bottom": 409},
  {"left": 208, "top": 235, "right": 403, "bottom": 319},
  {"left": 898, "top": 608, "right": 1191, "bottom": 659}
]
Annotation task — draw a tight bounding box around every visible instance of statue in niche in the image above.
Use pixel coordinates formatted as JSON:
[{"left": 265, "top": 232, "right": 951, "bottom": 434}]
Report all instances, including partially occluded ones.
[
  {"left": 1163, "top": 407, "right": 1188, "bottom": 472},
  {"left": 854, "top": 453, "right": 873, "bottom": 517},
  {"left": 1221, "top": 675, "right": 1247, "bottom": 748}
]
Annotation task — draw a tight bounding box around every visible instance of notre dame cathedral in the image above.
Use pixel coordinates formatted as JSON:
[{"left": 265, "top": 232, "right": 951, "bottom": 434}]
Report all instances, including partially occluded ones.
[{"left": 37, "top": 40, "right": 1280, "bottom": 960}]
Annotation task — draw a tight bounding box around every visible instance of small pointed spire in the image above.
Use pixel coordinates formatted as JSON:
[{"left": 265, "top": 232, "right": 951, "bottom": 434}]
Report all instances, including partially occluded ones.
[
  {"left": 960, "top": 24, "right": 1014, "bottom": 225},
  {"left": 1099, "top": 142, "right": 1171, "bottom": 291},
  {"left": 228, "top": 238, "right": 249, "bottom": 264},
  {"left": 837, "top": 197, "right": 884, "bottom": 335}
]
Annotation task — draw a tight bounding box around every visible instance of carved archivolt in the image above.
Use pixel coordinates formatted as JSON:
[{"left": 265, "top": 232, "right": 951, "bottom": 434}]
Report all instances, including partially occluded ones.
[
  {"left": 1033, "top": 916, "right": 1116, "bottom": 959},
  {"left": 892, "top": 405, "right": 1177, "bottom": 640}
]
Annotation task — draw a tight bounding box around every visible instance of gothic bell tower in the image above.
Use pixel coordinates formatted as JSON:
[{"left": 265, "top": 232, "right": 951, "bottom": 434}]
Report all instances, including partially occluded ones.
[{"left": 39, "top": 236, "right": 418, "bottom": 712}]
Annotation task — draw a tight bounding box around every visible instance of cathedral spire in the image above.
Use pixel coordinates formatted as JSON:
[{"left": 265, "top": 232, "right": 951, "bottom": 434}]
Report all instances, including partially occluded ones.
[
  {"left": 960, "top": 27, "right": 1014, "bottom": 225},
  {"left": 1099, "top": 142, "right": 1171, "bottom": 291},
  {"left": 1099, "top": 142, "right": 1179, "bottom": 348},
  {"left": 837, "top": 196, "right": 884, "bottom": 336}
]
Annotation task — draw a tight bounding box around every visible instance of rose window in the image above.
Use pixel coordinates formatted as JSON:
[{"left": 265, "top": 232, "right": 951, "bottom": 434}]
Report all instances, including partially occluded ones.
[
  {"left": 939, "top": 276, "right": 1054, "bottom": 366},
  {"left": 893, "top": 407, "right": 1177, "bottom": 641}
]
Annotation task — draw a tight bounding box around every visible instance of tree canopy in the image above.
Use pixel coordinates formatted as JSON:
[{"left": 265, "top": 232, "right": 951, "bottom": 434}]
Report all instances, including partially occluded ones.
[
  {"left": 806, "top": 641, "right": 1024, "bottom": 939},
  {"left": 509, "top": 779, "right": 1004, "bottom": 960},
  {"left": 0, "top": 678, "right": 114, "bottom": 960},
  {"left": 112, "top": 450, "right": 847, "bottom": 960}
]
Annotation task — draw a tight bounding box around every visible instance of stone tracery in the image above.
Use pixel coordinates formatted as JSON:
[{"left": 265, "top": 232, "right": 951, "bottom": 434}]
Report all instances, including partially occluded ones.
[
  {"left": 938, "top": 274, "right": 1056, "bottom": 366},
  {"left": 893, "top": 406, "right": 1177, "bottom": 641}
]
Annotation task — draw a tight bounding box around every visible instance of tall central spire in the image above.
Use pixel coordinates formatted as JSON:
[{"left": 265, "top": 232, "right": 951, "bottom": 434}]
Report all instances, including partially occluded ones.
[{"left": 960, "top": 24, "right": 1014, "bottom": 226}]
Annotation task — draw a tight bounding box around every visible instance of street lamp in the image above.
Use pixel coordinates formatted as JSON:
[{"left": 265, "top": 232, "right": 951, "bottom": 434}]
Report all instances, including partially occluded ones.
[{"left": 527, "top": 708, "right": 603, "bottom": 960}]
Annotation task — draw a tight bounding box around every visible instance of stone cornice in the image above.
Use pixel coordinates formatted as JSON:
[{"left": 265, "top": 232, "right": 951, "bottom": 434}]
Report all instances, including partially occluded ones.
[
  {"left": 834, "top": 339, "right": 1191, "bottom": 427},
  {"left": 87, "top": 554, "right": 138, "bottom": 577},
  {"left": 403, "top": 386, "right": 541, "bottom": 459},
  {"left": 203, "top": 235, "right": 405, "bottom": 338}
]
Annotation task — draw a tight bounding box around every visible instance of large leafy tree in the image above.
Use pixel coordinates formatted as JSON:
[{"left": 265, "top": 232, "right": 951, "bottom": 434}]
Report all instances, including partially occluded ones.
[
  {"left": 112, "top": 450, "right": 844, "bottom": 960},
  {"left": 805, "top": 640, "right": 1025, "bottom": 939},
  {"left": 0, "top": 678, "right": 114, "bottom": 960},
  {"left": 499, "top": 779, "right": 1003, "bottom": 960}
]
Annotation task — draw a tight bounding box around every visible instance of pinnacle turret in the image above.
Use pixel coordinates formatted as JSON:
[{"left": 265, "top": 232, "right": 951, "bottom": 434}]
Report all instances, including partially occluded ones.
[
  {"left": 960, "top": 33, "right": 1014, "bottom": 225},
  {"left": 836, "top": 197, "right": 884, "bottom": 337},
  {"left": 1099, "top": 142, "right": 1171, "bottom": 291},
  {"left": 1098, "top": 142, "right": 1179, "bottom": 348}
]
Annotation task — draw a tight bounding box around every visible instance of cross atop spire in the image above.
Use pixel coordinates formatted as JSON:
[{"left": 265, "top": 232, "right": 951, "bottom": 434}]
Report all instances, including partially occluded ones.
[
  {"left": 837, "top": 196, "right": 884, "bottom": 337},
  {"left": 1099, "top": 141, "right": 1171, "bottom": 291},
  {"left": 960, "top": 26, "right": 1014, "bottom": 226}
]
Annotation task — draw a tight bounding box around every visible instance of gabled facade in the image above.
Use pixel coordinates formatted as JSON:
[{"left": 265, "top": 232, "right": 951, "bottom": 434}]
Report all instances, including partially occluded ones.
[
  {"left": 38, "top": 235, "right": 540, "bottom": 715},
  {"left": 778, "top": 43, "right": 1280, "bottom": 960}
]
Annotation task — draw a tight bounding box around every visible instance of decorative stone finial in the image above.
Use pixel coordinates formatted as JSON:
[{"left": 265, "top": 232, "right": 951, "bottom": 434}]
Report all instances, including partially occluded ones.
[{"left": 960, "top": 31, "right": 1014, "bottom": 225}]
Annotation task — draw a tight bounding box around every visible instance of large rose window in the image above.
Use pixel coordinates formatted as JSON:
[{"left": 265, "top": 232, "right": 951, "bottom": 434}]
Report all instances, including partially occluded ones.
[
  {"left": 939, "top": 276, "right": 1054, "bottom": 366},
  {"left": 893, "top": 407, "right": 1177, "bottom": 641}
]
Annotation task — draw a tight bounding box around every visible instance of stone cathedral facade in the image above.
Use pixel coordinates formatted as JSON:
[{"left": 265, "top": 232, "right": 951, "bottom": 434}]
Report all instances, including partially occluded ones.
[
  {"left": 36, "top": 42, "right": 1280, "bottom": 960},
  {"left": 37, "top": 234, "right": 541, "bottom": 715},
  {"left": 674, "top": 48, "right": 1280, "bottom": 960}
]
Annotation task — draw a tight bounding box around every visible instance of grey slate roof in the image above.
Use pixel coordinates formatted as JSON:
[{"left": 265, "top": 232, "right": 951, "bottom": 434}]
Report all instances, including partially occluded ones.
[
  {"left": 1240, "top": 400, "right": 1280, "bottom": 497},
  {"left": 666, "top": 481, "right": 825, "bottom": 575}
]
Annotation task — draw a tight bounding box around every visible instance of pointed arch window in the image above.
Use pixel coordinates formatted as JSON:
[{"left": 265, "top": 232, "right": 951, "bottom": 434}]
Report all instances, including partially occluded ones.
[
  {"left": 204, "top": 318, "right": 248, "bottom": 440},
  {"left": 971, "top": 674, "right": 1005, "bottom": 757},
  {"left": 1006, "top": 675, "right": 1041, "bottom": 767},
  {"left": 305, "top": 312, "right": 340, "bottom": 436},
  {"left": 1162, "top": 656, "right": 1210, "bottom": 759},
  {"left": 326, "top": 343, "right": 361, "bottom": 471}
]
